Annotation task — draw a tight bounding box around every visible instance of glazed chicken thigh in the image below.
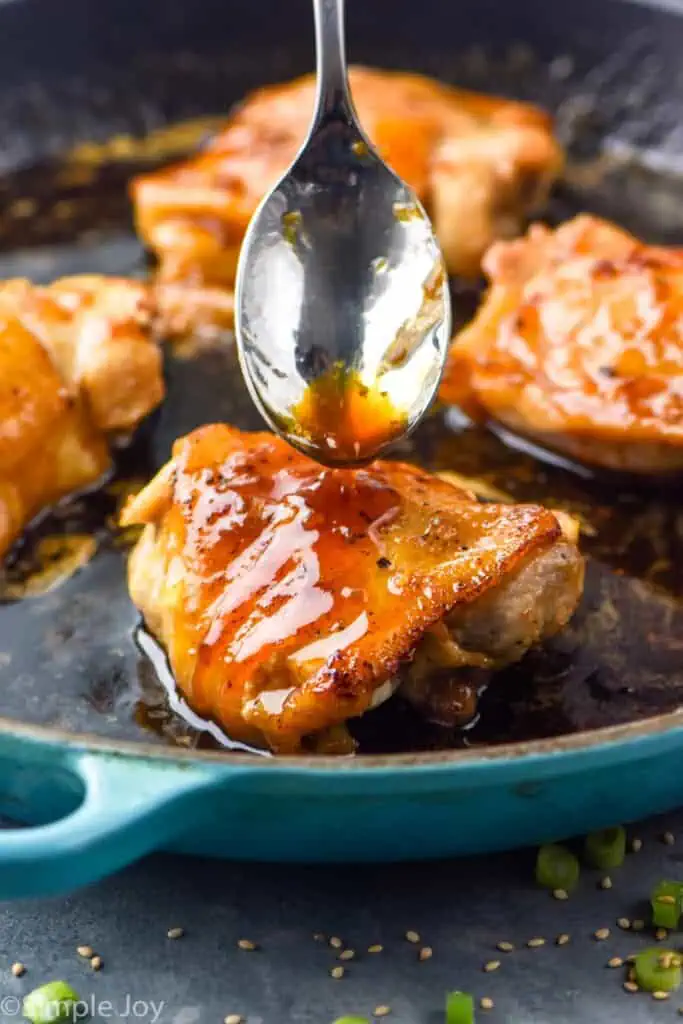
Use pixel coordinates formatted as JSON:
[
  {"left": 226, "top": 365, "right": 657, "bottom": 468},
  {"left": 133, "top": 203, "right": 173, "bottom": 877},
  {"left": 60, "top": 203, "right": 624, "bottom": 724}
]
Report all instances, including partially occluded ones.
[
  {"left": 122, "top": 425, "right": 583, "bottom": 753},
  {"left": 0, "top": 275, "right": 164, "bottom": 557},
  {"left": 441, "top": 215, "right": 683, "bottom": 473},
  {"left": 132, "top": 66, "right": 563, "bottom": 328}
]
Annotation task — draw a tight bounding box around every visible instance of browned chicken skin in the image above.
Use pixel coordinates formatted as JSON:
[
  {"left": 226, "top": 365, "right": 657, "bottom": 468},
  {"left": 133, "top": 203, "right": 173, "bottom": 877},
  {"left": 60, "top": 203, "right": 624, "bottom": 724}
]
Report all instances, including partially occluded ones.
[
  {"left": 0, "top": 276, "right": 164, "bottom": 558},
  {"left": 132, "top": 66, "right": 563, "bottom": 330},
  {"left": 122, "top": 425, "right": 583, "bottom": 753},
  {"left": 441, "top": 215, "right": 683, "bottom": 474}
]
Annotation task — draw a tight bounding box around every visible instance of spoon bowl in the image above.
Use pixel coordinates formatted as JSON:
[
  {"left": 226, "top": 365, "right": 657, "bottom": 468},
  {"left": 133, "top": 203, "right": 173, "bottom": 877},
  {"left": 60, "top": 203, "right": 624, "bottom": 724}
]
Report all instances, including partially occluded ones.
[{"left": 235, "top": 0, "right": 451, "bottom": 466}]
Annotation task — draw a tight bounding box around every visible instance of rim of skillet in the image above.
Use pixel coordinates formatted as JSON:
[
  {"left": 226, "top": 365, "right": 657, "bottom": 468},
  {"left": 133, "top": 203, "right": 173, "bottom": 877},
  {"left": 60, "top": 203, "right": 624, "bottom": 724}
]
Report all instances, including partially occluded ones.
[
  {"left": 2, "top": 705, "right": 683, "bottom": 771},
  {"left": 0, "top": 8, "right": 679, "bottom": 774}
]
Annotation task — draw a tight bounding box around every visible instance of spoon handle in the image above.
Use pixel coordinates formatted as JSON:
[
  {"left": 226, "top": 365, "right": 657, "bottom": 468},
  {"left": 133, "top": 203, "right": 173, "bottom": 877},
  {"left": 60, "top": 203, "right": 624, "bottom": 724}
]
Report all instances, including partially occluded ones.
[{"left": 312, "top": 0, "right": 352, "bottom": 122}]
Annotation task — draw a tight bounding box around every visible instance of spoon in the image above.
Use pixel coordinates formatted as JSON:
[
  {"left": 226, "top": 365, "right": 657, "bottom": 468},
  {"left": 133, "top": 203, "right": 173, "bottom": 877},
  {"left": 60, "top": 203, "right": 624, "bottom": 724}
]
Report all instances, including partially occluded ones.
[{"left": 234, "top": 0, "right": 451, "bottom": 466}]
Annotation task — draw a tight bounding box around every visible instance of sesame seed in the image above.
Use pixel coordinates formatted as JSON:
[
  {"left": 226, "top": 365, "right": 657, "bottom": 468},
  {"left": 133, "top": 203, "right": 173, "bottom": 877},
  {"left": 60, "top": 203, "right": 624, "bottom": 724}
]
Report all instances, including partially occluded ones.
[
  {"left": 631, "top": 838, "right": 643, "bottom": 853},
  {"left": 11, "top": 963, "right": 25, "bottom": 977},
  {"left": 607, "top": 957, "right": 624, "bottom": 969},
  {"left": 623, "top": 981, "right": 639, "bottom": 993},
  {"left": 528, "top": 937, "right": 546, "bottom": 948},
  {"left": 659, "top": 954, "right": 674, "bottom": 969},
  {"left": 616, "top": 918, "right": 631, "bottom": 930},
  {"left": 497, "top": 941, "right": 515, "bottom": 953},
  {"left": 237, "top": 939, "right": 257, "bottom": 952},
  {"left": 368, "top": 944, "right": 383, "bottom": 954},
  {"left": 77, "top": 945, "right": 93, "bottom": 959},
  {"left": 662, "top": 831, "right": 676, "bottom": 846},
  {"left": 224, "top": 1016, "right": 243, "bottom": 1024},
  {"left": 330, "top": 966, "right": 345, "bottom": 980},
  {"left": 9, "top": 198, "right": 37, "bottom": 219},
  {"left": 549, "top": 55, "right": 575, "bottom": 80},
  {"left": 313, "top": 933, "right": 325, "bottom": 942},
  {"left": 484, "top": 960, "right": 501, "bottom": 973},
  {"left": 418, "top": 947, "right": 433, "bottom": 961},
  {"left": 556, "top": 934, "right": 570, "bottom": 946},
  {"left": 339, "top": 949, "right": 355, "bottom": 961},
  {"left": 53, "top": 200, "right": 76, "bottom": 221},
  {"left": 656, "top": 895, "right": 676, "bottom": 905},
  {"left": 632, "top": 920, "right": 645, "bottom": 931},
  {"left": 656, "top": 928, "right": 668, "bottom": 941},
  {"left": 600, "top": 876, "right": 613, "bottom": 890},
  {"left": 90, "top": 956, "right": 103, "bottom": 971},
  {"left": 329, "top": 937, "right": 343, "bottom": 949},
  {"left": 167, "top": 927, "right": 184, "bottom": 940},
  {"left": 374, "top": 1007, "right": 391, "bottom": 1018},
  {"left": 594, "top": 928, "right": 610, "bottom": 941},
  {"left": 553, "top": 888, "right": 569, "bottom": 901},
  {"left": 653, "top": 991, "right": 670, "bottom": 1001},
  {"left": 405, "top": 930, "right": 420, "bottom": 944},
  {"left": 480, "top": 998, "right": 494, "bottom": 1011}
]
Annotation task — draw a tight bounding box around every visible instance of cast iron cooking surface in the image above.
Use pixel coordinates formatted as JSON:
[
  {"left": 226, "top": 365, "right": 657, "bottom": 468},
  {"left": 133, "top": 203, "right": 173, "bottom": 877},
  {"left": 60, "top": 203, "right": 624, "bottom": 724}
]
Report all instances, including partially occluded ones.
[
  {"left": 2, "top": 330, "right": 683, "bottom": 756},
  {"left": 0, "top": 1, "right": 683, "bottom": 754}
]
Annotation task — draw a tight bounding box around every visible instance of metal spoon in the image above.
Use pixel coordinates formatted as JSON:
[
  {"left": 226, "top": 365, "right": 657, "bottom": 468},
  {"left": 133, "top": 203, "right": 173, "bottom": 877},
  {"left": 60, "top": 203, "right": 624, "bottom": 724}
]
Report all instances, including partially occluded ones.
[{"left": 234, "top": 0, "right": 451, "bottom": 466}]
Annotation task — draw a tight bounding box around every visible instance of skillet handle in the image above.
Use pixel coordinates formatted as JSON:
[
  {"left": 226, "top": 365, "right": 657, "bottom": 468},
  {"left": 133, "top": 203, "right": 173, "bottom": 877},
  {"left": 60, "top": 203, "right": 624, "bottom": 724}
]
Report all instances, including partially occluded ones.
[{"left": 0, "top": 746, "right": 219, "bottom": 899}]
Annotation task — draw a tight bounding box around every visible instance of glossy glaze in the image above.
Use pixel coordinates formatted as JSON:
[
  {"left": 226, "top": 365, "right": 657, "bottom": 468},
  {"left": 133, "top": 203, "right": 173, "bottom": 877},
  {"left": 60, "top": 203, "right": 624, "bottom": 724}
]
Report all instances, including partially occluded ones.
[
  {"left": 122, "top": 425, "right": 564, "bottom": 752},
  {"left": 286, "top": 366, "right": 405, "bottom": 462},
  {"left": 0, "top": 275, "right": 163, "bottom": 558},
  {"left": 441, "top": 216, "right": 683, "bottom": 470}
]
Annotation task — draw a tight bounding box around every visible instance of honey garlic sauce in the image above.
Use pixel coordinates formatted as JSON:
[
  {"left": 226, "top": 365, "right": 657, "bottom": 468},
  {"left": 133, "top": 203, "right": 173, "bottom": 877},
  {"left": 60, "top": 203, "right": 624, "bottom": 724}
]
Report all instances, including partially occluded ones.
[
  {"left": 286, "top": 365, "right": 406, "bottom": 463},
  {"left": 181, "top": 439, "right": 401, "bottom": 743},
  {"left": 529, "top": 250, "right": 683, "bottom": 434},
  {"left": 1, "top": 532, "right": 97, "bottom": 599},
  {"left": 162, "top": 426, "right": 559, "bottom": 751},
  {"left": 457, "top": 236, "right": 683, "bottom": 441}
]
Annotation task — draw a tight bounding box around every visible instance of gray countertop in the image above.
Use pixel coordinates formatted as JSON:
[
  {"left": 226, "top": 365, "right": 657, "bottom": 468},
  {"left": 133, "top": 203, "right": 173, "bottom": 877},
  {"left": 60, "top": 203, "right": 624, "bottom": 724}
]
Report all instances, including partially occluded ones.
[{"left": 2, "top": 812, "right": 683, "bottom": 1024}]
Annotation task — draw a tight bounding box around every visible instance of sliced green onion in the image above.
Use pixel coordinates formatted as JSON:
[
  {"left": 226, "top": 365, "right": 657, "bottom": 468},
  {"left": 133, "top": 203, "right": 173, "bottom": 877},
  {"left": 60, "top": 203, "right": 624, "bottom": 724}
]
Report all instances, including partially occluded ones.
[
  {"left": 651, "top": 880, "right": 683, "bottom": 930},
  {"left": 332, "top": 1019, "right": 370, "bottom": 1024},
  {"left": 446, "top": 991, "right": 474, "bottom": 1024},
  {"left": 23, "top": 981, "right": 82, "bottom": 1024},
  {"left": 584, "top": 826, "right": 626, "bottom": 869},
  {"left": 633, "top": 948, "right": 682, "bottom": 993},
  {"left": 535, "top": 844, "right": 580, "bottom": 891}
]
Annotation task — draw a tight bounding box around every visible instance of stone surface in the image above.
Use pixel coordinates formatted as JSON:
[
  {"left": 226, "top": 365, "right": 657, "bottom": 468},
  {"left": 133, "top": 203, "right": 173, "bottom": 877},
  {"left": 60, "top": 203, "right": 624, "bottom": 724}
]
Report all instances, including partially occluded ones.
[{"left": 1, "top": 812, "right": 683, "bottom": 1022}]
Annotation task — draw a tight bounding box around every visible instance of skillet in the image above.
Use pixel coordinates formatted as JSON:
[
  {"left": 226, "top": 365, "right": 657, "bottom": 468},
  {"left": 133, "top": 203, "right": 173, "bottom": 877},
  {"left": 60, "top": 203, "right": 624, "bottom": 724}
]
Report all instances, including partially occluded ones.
[{"left": 1, "top": 0, "right": 683, "bottom": 898}]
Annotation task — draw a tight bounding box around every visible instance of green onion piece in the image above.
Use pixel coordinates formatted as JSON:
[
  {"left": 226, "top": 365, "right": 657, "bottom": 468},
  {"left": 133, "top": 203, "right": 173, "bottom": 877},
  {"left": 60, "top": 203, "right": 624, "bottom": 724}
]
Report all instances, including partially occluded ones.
[
  {"left": 535, "top": 844, "right": 580, "bottom": 891},
  {"left": 584, "top": 827, "right": 626, "bottom": 869},
  {"left": 332, "top": 1019, "right": 370, "bottom": 1024},
  {"left": 23, "top": 981, "right": 82, "bottom": 1024},
  {"left": 446, "top": 991, "right": 474, "bottom": 1024},
  {"left": 634, "top": 948, "right": 682, "bottom": 993},
  {"left": 651, "top": 880, "right": 683, "bottom": 930}
]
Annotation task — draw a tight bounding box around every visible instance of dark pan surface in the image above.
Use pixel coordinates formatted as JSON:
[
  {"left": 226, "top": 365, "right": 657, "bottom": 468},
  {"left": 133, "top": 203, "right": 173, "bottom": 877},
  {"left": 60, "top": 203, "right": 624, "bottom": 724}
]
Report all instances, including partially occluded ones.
[{"left": 0, "top": 0, "right": 683, "bottom": 756}]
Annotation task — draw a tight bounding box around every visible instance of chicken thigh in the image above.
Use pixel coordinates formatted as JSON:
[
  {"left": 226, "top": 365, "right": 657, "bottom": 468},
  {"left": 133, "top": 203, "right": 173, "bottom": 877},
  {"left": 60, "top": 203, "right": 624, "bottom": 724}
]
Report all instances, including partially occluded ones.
[
  {"left": 132, "top": 66, "right": 563, "bottom": 330},
  {"left": 441, "top": 215, "right": 683, "bottom": 474},
  {"left": 122, "top": 424, "right": 583, "bottom": 753},
  {"left": 0, "top": 275, "right": 164, "bottom": 557}
]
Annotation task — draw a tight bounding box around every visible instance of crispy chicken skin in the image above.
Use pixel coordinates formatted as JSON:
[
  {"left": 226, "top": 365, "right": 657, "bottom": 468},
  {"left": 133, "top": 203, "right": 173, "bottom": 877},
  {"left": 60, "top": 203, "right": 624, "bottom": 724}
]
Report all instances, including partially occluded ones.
[
  {"left": 441, "top": 215, "right": 683, "bottom": 474},
  {"left": 122, "top": 425, "right": 583, "bottom": 753},
  {"left": 132, "top": 66, "right": 563, "bottom": 323},
  {"left": 0, "top": 276, "right": 164, "bottom": 557}
]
